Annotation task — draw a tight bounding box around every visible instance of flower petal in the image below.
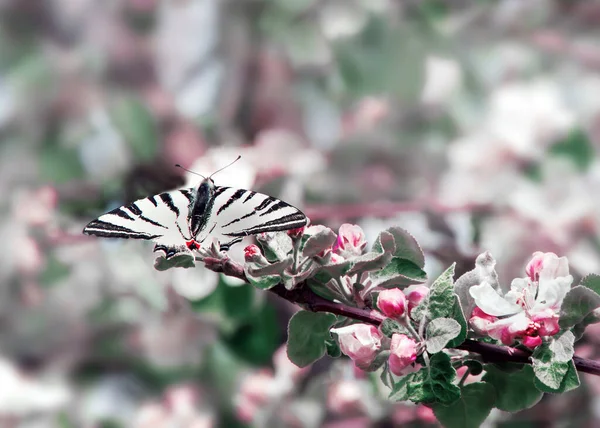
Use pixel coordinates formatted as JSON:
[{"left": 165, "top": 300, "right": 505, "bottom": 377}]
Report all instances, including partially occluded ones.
[
  {"left": 470, "top": 281, "right": 522, "bottom": 316},
  {"left": 534, "top": 275, "right": 573, "bottom": 311}
]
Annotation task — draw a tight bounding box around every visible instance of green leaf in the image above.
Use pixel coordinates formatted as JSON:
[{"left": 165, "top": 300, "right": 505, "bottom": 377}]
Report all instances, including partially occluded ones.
[
  {"left": 246, "top": 257, "right": 293, "bottom": 277},
  {"left": 446, "top": 295, "right": 467, "bottom": 348},
  {"left": 301, "top": 227, "right": 337, "bottom": 258},
  {"left": 379, "top": 318, "right": 411, "bottom": 338},
  {"left": 325, "top": 338, "right": 341, "bottom": 358},
  {"left": 463, "top": 360, "right": 483, "bottom": 376},
  {"left": 532, "top": 343, "right": 569, "bottom": 391},
  {"left": 432, "top": 382, "right": 496, "bottom": 428},
  {"left": 380, "top": 227, "right": 425, "bottom": 268},
  {"left": 110, "top": 96, "right": 158, "bottom": 162},
  {"left": 369, "top": 257, "right": 427, "bottom": 288},
  {"left": 258, "top": 232, "right": 294, "bottom": 262},
  {"left": 245, "top": 272, "right": 281, "bottom": 290},
  {"left": 549, "top": 331, "right": 575, "bottom": 363},
  {"left": 482, "top": 365, "right": 542, "bottom": 412},
  {"left": 346, "top": 232, "right": 394, "bottom": 275},
  {"left": 425, "top": 318, "right": 461, "bottom": 354},
  {"left": 153, "top": 253, "right": 195, "bottom": 271},
  {"left": 581, "top": 274, "right": 600, "bottom": 295},
  {"left": 287, "top": 311, "right": 337, "bottom": 367},
  {"left": 559, "top": 285, "right": 600, "bottom": 329},
  {"left": 390, "top": 353, "right": 460, "bottom": 405},
  {"left": 534, "top": 359, "right": 580, "bottom": 394}
]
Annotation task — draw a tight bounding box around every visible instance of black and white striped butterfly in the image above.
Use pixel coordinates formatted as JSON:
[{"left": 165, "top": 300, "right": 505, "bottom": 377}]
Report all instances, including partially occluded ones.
[{"left": 83, "top": 159, "right": 308, "bottom": 259}]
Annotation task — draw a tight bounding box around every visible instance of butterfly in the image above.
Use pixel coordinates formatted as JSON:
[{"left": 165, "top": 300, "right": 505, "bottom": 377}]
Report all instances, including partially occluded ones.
[{"left": 83, "top": 158, "right": 308, "bottom": 259}]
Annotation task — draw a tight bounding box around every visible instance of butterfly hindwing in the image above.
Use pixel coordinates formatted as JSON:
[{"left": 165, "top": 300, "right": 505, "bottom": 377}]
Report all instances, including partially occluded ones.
[
  {"left": 83, "top": 189, "right": 195, "bottom": 257},
  {"left": 195, "top": 186, "right": 308, "bottom": 249}
]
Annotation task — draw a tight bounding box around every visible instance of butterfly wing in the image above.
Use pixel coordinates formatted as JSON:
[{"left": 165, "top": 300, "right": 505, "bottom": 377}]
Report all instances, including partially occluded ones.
[
  {"left": 195, "top": 186, "right": 308, "bottom": 250},
  {"left": 83, "top": 189, "right": 195, "bottom": 258}
]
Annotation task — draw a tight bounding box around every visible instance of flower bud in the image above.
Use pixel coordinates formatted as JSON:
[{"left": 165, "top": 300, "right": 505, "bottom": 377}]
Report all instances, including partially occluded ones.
[
  {"left": 377, "top": 289, "right": 407, "bottom": 318},
  {"left": 332, "top": 224, "right": 367, "bottom": 257},
  {"left": 287, "top": 226, "right": 305, "bottom": 239},
  {"left": 404, "top": 285, "right": 429, "bottom": 313},
  {"left": 388, "top": 334, "right": 417, "bottom": 376},
  {"left": 331, "top": 324, "right": 382, "bottom": 367},
  {"left": 244, "top": 245, "right": 263, "bottom": 263}
]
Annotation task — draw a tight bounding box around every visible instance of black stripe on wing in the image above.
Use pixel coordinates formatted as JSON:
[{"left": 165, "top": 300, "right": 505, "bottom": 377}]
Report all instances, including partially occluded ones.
[
  {"left": 83, "top": 219, "right": 161, "bottom": 240},
  {"left": 217, "top": 189, "right": 247, "bottom": 215},
  {"left": 224, "top": 213, "right": 307, "bottom": 237},
  {"left": 159, "top": 193, "right": 179, "bottom": 216}
]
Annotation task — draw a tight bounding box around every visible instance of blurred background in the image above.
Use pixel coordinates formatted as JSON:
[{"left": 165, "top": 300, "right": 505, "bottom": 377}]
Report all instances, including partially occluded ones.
[{"left": 2, "top": 0, "right": 600, "bottom": 426}]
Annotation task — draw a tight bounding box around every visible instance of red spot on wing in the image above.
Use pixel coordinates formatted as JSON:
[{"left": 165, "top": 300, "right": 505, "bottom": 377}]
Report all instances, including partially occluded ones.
[{"left": 186, "top": 240, "right": 200, "bottom": 250}]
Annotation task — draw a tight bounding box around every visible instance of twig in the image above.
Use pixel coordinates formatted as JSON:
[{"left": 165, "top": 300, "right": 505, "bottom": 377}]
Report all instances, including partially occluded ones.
[{"left": 206, "top": 259, "right": 600, "bottom": 376}]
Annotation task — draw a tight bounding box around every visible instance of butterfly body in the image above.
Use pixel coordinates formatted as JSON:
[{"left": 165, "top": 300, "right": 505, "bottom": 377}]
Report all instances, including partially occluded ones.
[{"left": 83, "top": 177, "right": 307, "bottom": 259}]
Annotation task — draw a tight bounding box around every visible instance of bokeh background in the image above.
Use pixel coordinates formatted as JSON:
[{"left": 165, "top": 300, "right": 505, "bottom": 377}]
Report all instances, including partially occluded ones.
[{"left": 2, "top": 0, "right": 600, "bottom": 426}]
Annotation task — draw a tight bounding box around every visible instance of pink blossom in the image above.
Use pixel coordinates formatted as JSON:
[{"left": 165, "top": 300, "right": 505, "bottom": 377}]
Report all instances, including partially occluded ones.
[
  {"left": 404, "top": 285, "right": 430, "bottom": 314},
  {"left": 330, "top": 324, "right": 382, "bottom": 367},
  {"left": 470, "top": 252, "right": 572, "bottom": 348},
  {"left": 377, "top": 289, "right": 407, "bottom": 318},
  {"left": 273, "top": 345, "right": 309, "bottom": 381},
  {"left": 388, "top": 334, "right": 418, "bottom": 376},
  {"left": 332, "top": 224, "right": 367, "bottom": 257}
]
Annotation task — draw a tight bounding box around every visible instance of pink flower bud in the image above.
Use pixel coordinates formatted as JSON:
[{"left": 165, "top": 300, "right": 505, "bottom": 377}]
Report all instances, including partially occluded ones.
[
  {"left": 404, "top": 285, "right": 430, "bottom": 313},
  {"left": 377, "top": 289, "right": 407, "bottom": 318},
  {"left": 388, "top": 334, "right": 418, "bottom": 376},
  {"left": 331, "top": 324, "right": 382, "bottom": 367},
  {"left": 287, "top": 226, "right": 305, "bottom": 239},
  {"left": 244, "top": 245, "right": 262, "bottom": 262},
  {"left": 332, "top": 224, "right": 367, "bottom": 257}
]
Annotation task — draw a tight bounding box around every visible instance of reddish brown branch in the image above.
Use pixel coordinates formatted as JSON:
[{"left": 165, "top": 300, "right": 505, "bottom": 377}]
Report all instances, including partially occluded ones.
[{"left": 205, "top": 258, "right": 600, "bottom": 376}]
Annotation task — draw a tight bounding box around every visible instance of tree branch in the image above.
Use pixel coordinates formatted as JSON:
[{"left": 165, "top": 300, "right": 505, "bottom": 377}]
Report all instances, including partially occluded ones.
[{"left": 205, "top": 258, "right": 600, "bottom": 376}]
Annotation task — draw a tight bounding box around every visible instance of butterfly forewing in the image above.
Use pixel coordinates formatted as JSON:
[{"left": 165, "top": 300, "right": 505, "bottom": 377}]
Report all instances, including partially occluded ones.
[
  {"left": 195, "top": 186, "right": 308, "bottom": 249},
  {"left": 83, "top": 189, "right": 194, "bottom": 253}
]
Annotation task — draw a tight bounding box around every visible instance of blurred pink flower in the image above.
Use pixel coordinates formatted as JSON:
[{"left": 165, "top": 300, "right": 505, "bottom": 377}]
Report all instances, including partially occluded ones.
[
  {"left": 327, "top": 380, "right": 364, "bottom": 416},
  {"left": 330, "top": 324, "right": 382, "bottom": 368},
  {"left": 377, "top": 289, "right": 407, "bottom": 319},
  {"left": 332, "top": 224, "right": 366, "bottom": 258},
  {"left": 388, "top": 334, "right": 417, "bottom": 376},
  {"left": 273, "top": 345, "right": 309, "bottom": 381}
]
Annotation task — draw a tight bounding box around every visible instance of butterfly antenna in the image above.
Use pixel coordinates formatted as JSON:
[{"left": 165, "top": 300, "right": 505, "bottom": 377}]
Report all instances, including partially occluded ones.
[
  {"left": 174, "top": 164, "right": 207, "bottom": 180},
  {"left": 208, "top": 155, "right": 242, "bottom": 179}
]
